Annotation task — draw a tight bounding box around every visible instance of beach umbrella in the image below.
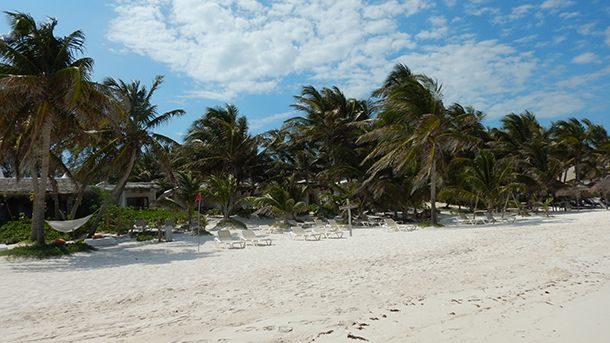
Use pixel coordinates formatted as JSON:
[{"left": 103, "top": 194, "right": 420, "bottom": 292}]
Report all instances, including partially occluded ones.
[{"left": 556, "top": 184, "right": 590, "bottom": 209}]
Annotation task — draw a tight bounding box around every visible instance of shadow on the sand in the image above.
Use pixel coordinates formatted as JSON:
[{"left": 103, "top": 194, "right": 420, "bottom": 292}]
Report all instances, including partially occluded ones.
[
  {"left": 444, "top": 215, "right": 578, "bottom": 230},
  {"left": 5, "top": 234, "right": 218, "bottom": 273}
]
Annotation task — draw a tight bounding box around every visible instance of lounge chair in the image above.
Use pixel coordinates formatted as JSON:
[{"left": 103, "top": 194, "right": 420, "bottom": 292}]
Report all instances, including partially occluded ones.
[
  {"left": 290, "top": 227, "right": 322, "bottom": 241},
  {"left": 324, "top": 219, "right": 345, "bottom": 239},
  {"left": 384, "top": 218, "right": 417, "bottom": 231},
  {"left": 240, "top": 229, "right": 272, "bottom": 246},
  {"left": 458, "top": 213, "right": 486, "bottom": 225},
  {"left": 132, "top": 219, "right": 147, "bottom": 235},
  {"left": 215, "top": 229, "right": 246, "bottom": 249}
]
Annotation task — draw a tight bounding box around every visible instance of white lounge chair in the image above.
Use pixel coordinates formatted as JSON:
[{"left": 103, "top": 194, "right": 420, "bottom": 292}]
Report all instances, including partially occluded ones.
[
  {"left": 240, "top": 229, "right": 272, "bottom": 246},
  {"left": 290, "top": 227, "right": 322, "bottom": 241},
  {"left": 215, "top": 229, "right": 246, "bottom": 249},
  {"left": 324, "top": 219, "right": 345, "bottom": 238},
  {"left": 384, "top": 218, "right": 417, "bottom": 231}
]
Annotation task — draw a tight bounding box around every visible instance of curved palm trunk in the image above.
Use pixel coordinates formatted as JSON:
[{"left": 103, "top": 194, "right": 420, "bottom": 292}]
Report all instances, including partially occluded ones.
[
  {"left": 88, "top": 148, "right": 138, "bottom": 237},
  {"left": 31, "top": 114, "right": 53, "bottom": 245},
  {"left": 430, "top": 157, "right": 438, "bottom": 226}
]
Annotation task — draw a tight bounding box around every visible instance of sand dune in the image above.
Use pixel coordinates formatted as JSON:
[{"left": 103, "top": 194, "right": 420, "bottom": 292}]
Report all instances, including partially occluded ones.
[{"left": 1, "top": 211, "right": 610, "bottom": 342}]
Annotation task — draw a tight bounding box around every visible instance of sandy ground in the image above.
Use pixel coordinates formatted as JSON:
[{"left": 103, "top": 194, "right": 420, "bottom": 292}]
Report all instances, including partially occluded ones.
[{"left": 1, "top": 211, "right": 610, "bottom": 342}]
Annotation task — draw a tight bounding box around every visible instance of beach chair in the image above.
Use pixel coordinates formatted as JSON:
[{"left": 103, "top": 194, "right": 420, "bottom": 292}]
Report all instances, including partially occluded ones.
[
  {"left": 384, "top": 218, "right": 416, "bottom": 232},
  {"left": 323, "top": 219, "right": 345, "bottom": 239},
  {"left": 240, "top": 229, "right": 272, "bottom": 246},
  {"left": 215, "top": 229, "right": 246, "bottom": 249},
  {"left": 289, "top": 227, "right": 322, "bottom": 241}
]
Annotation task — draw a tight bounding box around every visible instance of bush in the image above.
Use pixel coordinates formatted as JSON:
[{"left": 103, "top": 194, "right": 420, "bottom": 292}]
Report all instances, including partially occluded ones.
[
  {"left": 135, "top": 232, "right": 157, "bottom": 242},
  {"left": 206, "top": 208, "right": 222, "bottom": 216},
  {"left": 0, "top": 213, "right": 70, "bottom": 245},
  {"left": 81, "top": 206, "right": 189, "bottom": 235},
  {"left": 0, "top": 242, "right": 96, "bottom": 259}
]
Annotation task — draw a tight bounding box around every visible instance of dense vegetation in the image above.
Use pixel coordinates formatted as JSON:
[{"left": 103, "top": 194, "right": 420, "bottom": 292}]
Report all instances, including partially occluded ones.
[{"left": 1, "top": 12, "right": 609, "bottom": 247}]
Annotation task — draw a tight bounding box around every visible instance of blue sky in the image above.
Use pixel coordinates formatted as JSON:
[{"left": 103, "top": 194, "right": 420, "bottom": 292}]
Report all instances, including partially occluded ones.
[{"left": 2, "top": 0, "right": 610, "bottom": 141}]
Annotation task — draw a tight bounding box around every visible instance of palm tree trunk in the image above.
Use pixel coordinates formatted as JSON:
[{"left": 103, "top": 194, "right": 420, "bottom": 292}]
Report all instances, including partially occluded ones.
[
  {"left": 430, "top": 157, "right": 438, "bottom": 226},
  {"left": 88, "top": 148, "right": 138, "bottom": 237},
  {"left": 68, "top": 184, "right": 87, "bottom": 220},
  {"left": 31, "top": 114, "right": 53, "bottom": 245}
]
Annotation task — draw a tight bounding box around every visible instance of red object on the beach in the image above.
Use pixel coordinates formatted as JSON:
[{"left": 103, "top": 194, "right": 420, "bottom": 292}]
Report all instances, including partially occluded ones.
[{"left": 51, "top": 238, "right": 66, "bottom": 245}]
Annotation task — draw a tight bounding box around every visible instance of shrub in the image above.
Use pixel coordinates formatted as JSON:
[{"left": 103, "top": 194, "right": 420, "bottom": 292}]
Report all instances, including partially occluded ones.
[
  {"left": 0, "top": 242, "right": 96, "bottom": 259},
  {"left": 0, "top": 213, "right": 70, "bottom": 245},
  {"left": 135, "top": 232, "right": 157, "bottom": 242},
  {"left": 81, "top": 206, "right": 189, "bottom": 235}
]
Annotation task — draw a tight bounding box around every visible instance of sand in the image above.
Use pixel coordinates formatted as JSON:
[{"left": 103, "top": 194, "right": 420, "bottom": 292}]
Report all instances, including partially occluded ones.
[{"left": 1, "top": 211, "right": 610, "bottom": 342}]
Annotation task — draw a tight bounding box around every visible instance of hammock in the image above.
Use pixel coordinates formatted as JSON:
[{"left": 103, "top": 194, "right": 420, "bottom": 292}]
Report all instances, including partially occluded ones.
[{"left": 45, "top": 213, "right": 95, "bottom": 233}]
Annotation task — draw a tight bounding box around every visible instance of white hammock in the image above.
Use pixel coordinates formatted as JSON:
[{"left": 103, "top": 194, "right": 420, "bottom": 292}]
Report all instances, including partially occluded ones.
[{"left": 45, "top": 214, "right": 95, "bottom": 233}]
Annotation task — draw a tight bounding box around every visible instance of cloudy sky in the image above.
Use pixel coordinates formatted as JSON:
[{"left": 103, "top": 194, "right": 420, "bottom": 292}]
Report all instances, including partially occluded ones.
[{"left": 2, "top": 0, "right": 610, "bottom": 140}]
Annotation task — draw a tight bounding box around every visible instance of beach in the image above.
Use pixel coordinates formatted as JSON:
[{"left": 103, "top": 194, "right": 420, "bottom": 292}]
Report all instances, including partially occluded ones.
[{"left": 1, "top": 211, "right": 610, "bottom": 342}]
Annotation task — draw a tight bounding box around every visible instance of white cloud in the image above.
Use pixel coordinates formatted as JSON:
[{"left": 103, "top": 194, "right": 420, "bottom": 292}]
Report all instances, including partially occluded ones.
[
  {"left": 571, "top": 52, "right": 601, "bottom": 64},
  {"left": 443, "top": 0, "right": 456, "bottom": 7},
  {"left": 540, "top": 0, "right": 575, "bottom": 10},
  {"left": 415, "top": 16, "right": 448, "bottom": 40},
  {"left": 250, "top": 111, "right": 297, "bottom": 130},
  {"left": 488, "top": 91, "right": 584, "bottom": 118},
  {"left": 493, "top": 4, "right": 534, "bottom": 23},
  {"left": 394, "top": 40, "right": 537, "bottom": 115},
  {"left": 577, "top": 22, "right": 596, "bottom": 35},
  {"left": 558, "top": 11, "right": 579, "bottom": 19},
  {"left": 605, "top": 26, "right": 610, "bottom": 46},
  {"left": 108, "top": 0, "right": 428, "bottom": 100}
]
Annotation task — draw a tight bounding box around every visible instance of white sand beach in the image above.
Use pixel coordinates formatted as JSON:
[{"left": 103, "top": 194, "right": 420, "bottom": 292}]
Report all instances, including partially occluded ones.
[{"left": 2, "top": 211, "right": 610, "bottom": 342}]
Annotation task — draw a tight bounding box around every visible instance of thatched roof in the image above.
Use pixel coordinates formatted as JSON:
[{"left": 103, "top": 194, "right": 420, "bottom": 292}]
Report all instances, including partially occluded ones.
[
  {"left": 590, "top": 177, "right": 610, "bottom": 194},
  {"left": 0, "top": 177, "right": 79, "bottom": 194},
  {"left": 555, "top": 183, "right": 592, "bottom": 197},
  {"left": 95, "top": 181, "right": 162, "bottom": 191}
]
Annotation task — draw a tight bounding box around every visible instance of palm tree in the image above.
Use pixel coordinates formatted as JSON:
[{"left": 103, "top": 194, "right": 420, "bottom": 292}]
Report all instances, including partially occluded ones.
[
  {"left": 246, "top": 182, "right": 309, "bottom": 226},
  {"left": 87, "top": 76, "right": 184, "bottom": 236},
  {"left": 550, "top": 118, "right": 599, "bottom": 184},
  {"left": 362, "top": 64, "right": 474, "bottom": 225},
  {"left": 181, "top": 104, "right": 260, "bottom": 182},
  {"left": 0, "top": 12, "right": 117, "bottom": 244},
  {"left": 203, "top": 174, "right": 240, "bottom": 221},
  {"left": 157, "top": 171, "right": 202, "bottom": 227}
]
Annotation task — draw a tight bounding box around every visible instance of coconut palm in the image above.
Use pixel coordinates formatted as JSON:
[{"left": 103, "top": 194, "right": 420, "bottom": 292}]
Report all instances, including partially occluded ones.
[
  {"left": 203, "top": 174, "right": 240, "bottom": 221},
  {"left": 0, "top": 12, "right": 118, "bottom": 244},
  {"left": 157, "top": 171, "right": 202, "bottom": 227},
  {"left": 86, "top": 76, "right": 184, "bottom": 236},
  {"left": 181, "top": 104, "right": 260, "bottom": 182},
  {"left": 362, "top": 64, "right": 474, "bottom": 225},
  {"left": 550, "top": 118, "right": 600, "bottom": 184},
  {"left": 246, "top": 182, "right": 309, "bottom": 225}
]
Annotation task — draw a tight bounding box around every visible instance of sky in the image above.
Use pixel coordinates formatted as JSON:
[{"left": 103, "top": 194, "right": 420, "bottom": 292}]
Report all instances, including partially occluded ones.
[{"left": 2, "top": 0, "right": 610, "bottom": 142}]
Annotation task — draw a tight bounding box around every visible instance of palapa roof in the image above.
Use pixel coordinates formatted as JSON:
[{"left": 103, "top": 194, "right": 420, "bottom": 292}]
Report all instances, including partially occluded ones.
[
  {"left": 0, "top": 178, "right": 162, "bottom": 195},
  {"left": 0, "top": 177, "right": 79, "bottom": 194}
]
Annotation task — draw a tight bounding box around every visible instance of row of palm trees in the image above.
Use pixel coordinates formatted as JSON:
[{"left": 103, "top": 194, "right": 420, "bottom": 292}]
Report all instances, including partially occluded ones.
[{"left": 1, "top": 13, "right": 609, "bottom": 244}]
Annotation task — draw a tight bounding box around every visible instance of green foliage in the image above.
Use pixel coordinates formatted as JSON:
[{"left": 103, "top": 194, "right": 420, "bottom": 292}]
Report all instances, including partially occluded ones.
[
  {"left": 0, "top": 214, "right": 70, "bottom": 245},
  {"left": 417, "top": 219, "right": 443, "bottom": 227},
  {"left": 0, "top": 242, "right": 95, "bottom": 260},
  {"left": 206, "top": 208, "right": 222, "bottom": 216},
  {"left": 135, "top": 232, "right": 157, "bottom": 242},
  {"left": 82, "top": 206, "right": 188, "bottom": 235}
]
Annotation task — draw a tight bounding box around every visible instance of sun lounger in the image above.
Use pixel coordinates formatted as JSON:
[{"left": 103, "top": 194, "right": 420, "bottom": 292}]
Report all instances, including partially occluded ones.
[
  {"left": 290, "top": 227, "right": 322, "bottom": 241},
  {"left": 384, "top": 218, "right": 417, "bottom": 231},
  {"left": 215, "top": 229, "right": 246, "bottom": 249},
  {"left": 240, "top": 229, "right": 272, "bottom": 246},
  {"left": 324, "top": 219, "right": 345, "bottom": 238}
]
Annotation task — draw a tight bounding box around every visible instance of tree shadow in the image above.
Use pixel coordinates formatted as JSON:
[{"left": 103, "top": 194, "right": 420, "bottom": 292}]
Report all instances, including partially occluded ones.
[{"left": 5, "top": 234, "right": 218, "bottom": 273}]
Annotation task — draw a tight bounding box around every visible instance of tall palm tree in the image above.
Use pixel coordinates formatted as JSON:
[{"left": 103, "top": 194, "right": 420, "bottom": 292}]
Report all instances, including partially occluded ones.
[
  {"left": 0, "top": 12, "right": 117, "bottom": 244},
  {"left": 362, "top": 64, "right": 474, "bottom": 225},
  {"left": 549, "top": 118, "right": 599, "bottom": 184},
  {"left": 87, "top": 76, "right": 184, "bottom": 236},
  {"left": 181, "top": 104, "right": 260, "bottom": 182}
]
